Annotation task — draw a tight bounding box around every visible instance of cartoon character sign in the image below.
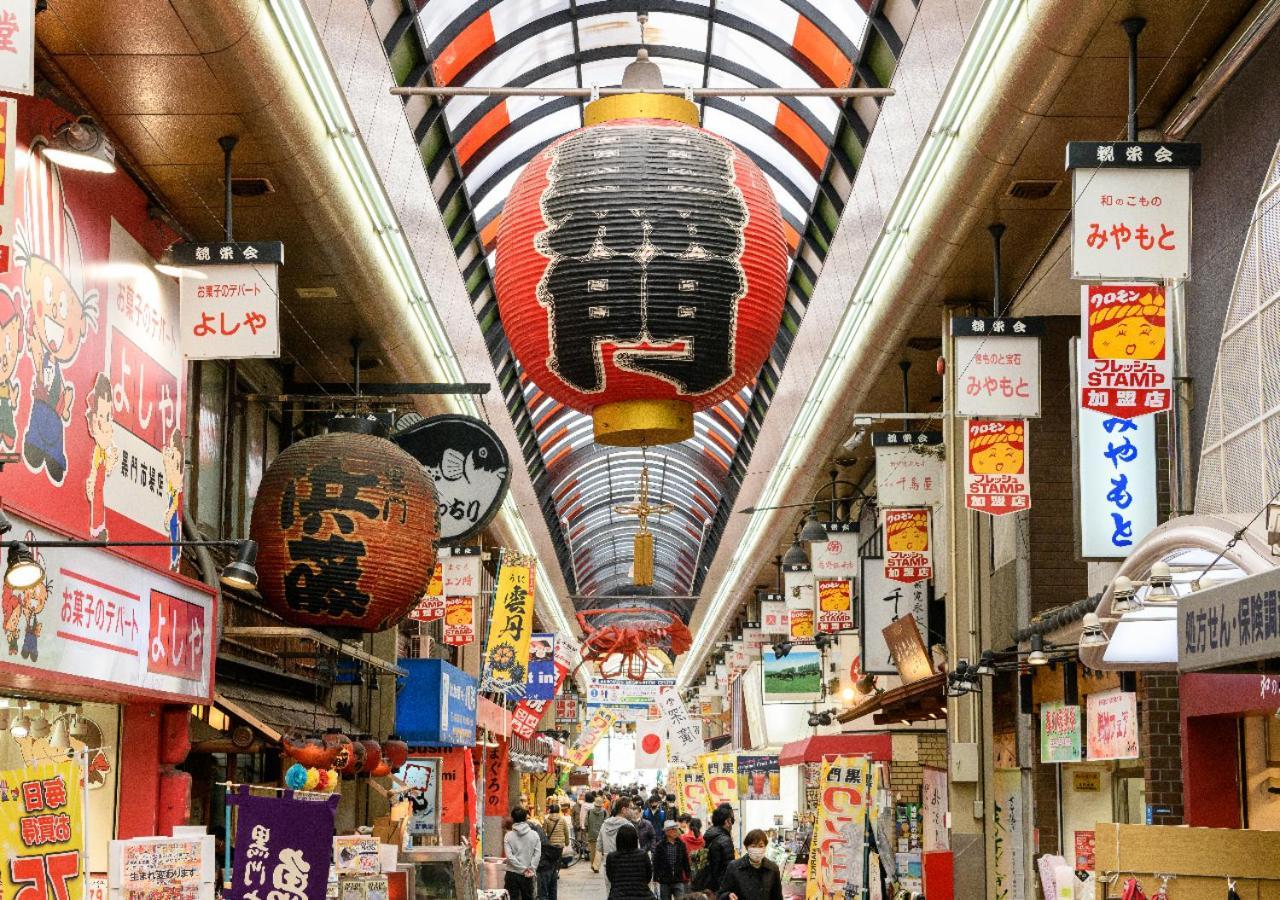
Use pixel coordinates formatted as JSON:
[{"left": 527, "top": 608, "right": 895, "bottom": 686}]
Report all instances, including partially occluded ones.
[
  {"left": 964, "top": 420, "right": 1031, "bottom": 515},
  {"left": 1088, "top": 287, "right": 1165, "bottom": 360},
  {"left": 0, "top": 286, "right": 22, "bottom": 449},
  {"left": 84, "top": 372, "right": 117, "bottom": 538},
  {"left": 1080, "top": 284, "right": 1171, "bottom": 418},
  {"left": 162, "top": 428, "right": 183, "bottom": 569},
  {"left": 15, "top": 144, "right": 99, "bottom": 485},
  {"left": 2, "top": 534, "right": 47, "bottom": 660},
  {"left": 883, "top": 508, "right": 933, "bottom": 585}
]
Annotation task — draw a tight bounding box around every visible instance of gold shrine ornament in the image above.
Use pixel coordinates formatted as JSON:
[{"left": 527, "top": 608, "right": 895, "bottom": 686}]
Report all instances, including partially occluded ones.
[{"left": 612, "top": 465, "right": 675, "bottom": 586}]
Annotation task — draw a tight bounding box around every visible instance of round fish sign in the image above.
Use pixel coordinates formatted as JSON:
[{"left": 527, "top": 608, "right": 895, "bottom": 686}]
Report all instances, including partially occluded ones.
[{"left": 393, "top": 415, "right": 511, "bottom": 543}]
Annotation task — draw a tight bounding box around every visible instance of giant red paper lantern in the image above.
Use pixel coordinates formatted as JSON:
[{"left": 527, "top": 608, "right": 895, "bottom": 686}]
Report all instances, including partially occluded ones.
[
  {"left": 494, "top": 94, "right": 788, "bottom": 445},
  {"left": 250, "top": 418, "right": 439, "bottom": 632}
]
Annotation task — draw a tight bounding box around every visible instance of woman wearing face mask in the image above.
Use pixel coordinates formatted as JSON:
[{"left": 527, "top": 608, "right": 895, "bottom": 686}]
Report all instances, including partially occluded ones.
[{"left": 717, "top": 830, "right": 782, "bottom": 900}]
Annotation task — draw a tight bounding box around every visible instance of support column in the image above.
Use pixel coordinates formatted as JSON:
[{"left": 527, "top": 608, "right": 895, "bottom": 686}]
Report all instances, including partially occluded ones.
[{"left": 118, "top": 703, "right": 192, "bottom": 838}]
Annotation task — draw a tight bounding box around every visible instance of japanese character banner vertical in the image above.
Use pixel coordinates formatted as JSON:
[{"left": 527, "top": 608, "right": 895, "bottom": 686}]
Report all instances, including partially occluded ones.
[
  {"left": 805, "top": 756, "right": 873, "bottom": 900},
  {"left": 566, "top": 708, "right": 615, "bottom": 767},
  {"left": 0, "top": 759, "right": 84, "bottom": 900},
  {"left": 225, "top": 787, "right": 338, "bottom": 900},
  {"left": 657, "top": 686, "right": 702, "bottom": 765},
  {"left": 481, "top": 552, "right": 536, "bottom": 696},
  {"left": 699, "top": 753, "right": 738, "bottom": 818},
  {"left": 963, "top": 420, "right": 1030, "bottom": 515}
]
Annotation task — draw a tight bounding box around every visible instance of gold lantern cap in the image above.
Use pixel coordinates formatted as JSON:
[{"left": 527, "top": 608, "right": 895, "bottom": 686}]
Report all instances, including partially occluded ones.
[
  {"left": 584, "top": 47, "right": 699, "bottom": 126},
  {"left": 593, "top": 399, "right": 694, "bottom": 446}
]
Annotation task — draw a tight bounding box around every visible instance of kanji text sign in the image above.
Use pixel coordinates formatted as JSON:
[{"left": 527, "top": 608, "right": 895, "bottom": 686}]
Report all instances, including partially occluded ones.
[
  {"left": 1071, "top": 166, "right": 1191, "bottom": 280},
  {"left": 1178, "top": 567, "right": 1280, "bottom": 672},
  {"left": 175, "top": 243, "right": 284, "bottom": 360},
  {"left": 952, "top": 318, "right": 1042, "bottom": 418}
]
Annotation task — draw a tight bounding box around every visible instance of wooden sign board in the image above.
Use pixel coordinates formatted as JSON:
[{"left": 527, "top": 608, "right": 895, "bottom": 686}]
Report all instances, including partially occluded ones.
[{"left": 882, "top": 613, "right": 934, "bottom": 684}]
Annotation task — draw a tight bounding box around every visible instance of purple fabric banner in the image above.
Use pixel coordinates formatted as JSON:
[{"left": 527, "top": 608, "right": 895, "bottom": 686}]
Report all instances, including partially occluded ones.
[{"left": 226, "top": 787, "right": 339, "bottom": 900}]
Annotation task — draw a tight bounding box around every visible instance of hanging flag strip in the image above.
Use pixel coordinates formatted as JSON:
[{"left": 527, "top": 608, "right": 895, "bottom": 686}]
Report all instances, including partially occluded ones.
[
  {"left": 566, "top": 708, "right": 616, "bottom": 767},
  {"left": 964, "top": 420, "right": 1031, "bottom": 515},
  {"left": 226, "top": 786, "right": 338, "bottom": 900},
  {"left": 678, "top": 767, "right": 708, "bottom": 821},
  {"left": 481, "top": 552, "right": 536, "bottom": 696},
  {"left": 806, "top": 756, "right": 875, "bottom": 900},
  {"left": 883, "top": 507, "right": 933, "bottom": 584},
  {"left": 700, "top": 753, "right": 739, "bottom": 817},
  {"left": 658, "top": 686, "right": 703, "bottom": 765},
  {"left": 1080, "top": 284, "right": 1171, "bottom": 418}
]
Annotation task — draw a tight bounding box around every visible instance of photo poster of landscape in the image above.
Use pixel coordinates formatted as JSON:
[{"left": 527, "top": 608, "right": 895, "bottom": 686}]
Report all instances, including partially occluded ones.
[{"left": 761, "top": 644, "right": 823, "bottom": 703}]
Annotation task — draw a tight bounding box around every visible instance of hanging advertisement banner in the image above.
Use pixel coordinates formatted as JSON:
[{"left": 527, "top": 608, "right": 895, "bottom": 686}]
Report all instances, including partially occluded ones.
[
  {"left": 952, "top": 317, "right": 1043, "bottom": 418},
  {"left": 174, "top": 241, "right": 283, "bottom": 360},
  {"left": 567, "top": 709, "right": 616, "bottom": 767},
  {"left": 0, "top": 0, "right": 34, "bottom": 94},
  {"left": 1078, "top": 405, "right": 1156, "bottom": 559},
  {"left": 1067, "top": 141, "right": 1199, "bottom": 281},
  {"left": 0, "top": 760, "right": 85, "bottom": 900},
  {"left": 555, "top": 697, "right": 578, "bottom": 723},
  {"left": 861, "top": 558, "right": 930, "bottom": 676},
  {"left": 811, "top": 532, "right": 860, "bottom": 580},
  {"left": 922, "top": 766, "right": 948, "bottom": 852},
  {"left": 806, "top": 756, "right": 874, "bottom": 900},
  {"left": 678, "top": 768, "right": 707, "bottom": 820},
  {"left": 736, "top": 755, "right": 781, "bottom": 800},
  {"left": 0, "top": 98, "right": 16, "bottom": 272},
  {"left": 400, "top": 757, "right": 442, "bottom": 838},
  {"left": 441, "top": 549, "right": 483, "bottom": 597},
  {"left": 527, "top": 633, "right": 557, "bottom": 701},
  {"left": 442, "top": 595, "right": 476, "bottom": 646},
  {"left": 511, "top": 637, "right": 576, "bottom": 739},
  {"left": 634, "top": 720, "right": 668, "bottom": 769},
  {"left": 964, "top": 419, "right": 1031, "bottom": 515},
  {"left": 1040, "top": 702, "right": 1083, "bottom": 763},
  {"left": 992, "top": 769, "right": 1026, "bottom": 900},
  {"left": 657, "top": 686, "right": 702, "bottom": 765},
  {"left": 226, "top": 786, "right": 338, "bottom": 900},
  {"left": 761, "top": 643, "right": 822, "bottom": 703},
  {"left": 760, "top": 595, "right": 788, "bottom": 635},
  {"left": 784, "top": 569, "right": 815, "bottom": 641},
  {"left": 816, "top": 579, "right": 854, "bottom": 633},
  {"left": 700, "top": 753, "right": 739, "bottom": 815},
  {"left": 435, "top": 748, "right": 469, "bottom": 825},
  {"left": 481, "top": 552, "right": 536, "bottom": 696},
  {"left": 873, "top": 431, "right": 945, "bottom": 507},
  {"left": 408, "top": 564, "right": 445, "bottom": 621},
  {"left": 1086, "top": 688, "right": 1140, "bottom": 760},
  {"left": 483, "top": 739, "right": 509, "bottom": 816},
  {"left": 1080, "top": 284, "right": 1171, "bottom": 417},
  {"left": 882, "top": 507, "right": 933, "bottom": 584}
]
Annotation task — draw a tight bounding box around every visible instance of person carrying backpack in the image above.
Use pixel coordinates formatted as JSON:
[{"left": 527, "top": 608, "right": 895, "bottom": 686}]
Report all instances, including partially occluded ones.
[{"left": 692, "top": 805, "right": 735, "bottom": 892}]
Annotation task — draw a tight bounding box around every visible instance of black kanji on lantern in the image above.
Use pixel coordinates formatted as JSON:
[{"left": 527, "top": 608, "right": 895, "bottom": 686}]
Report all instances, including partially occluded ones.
[{"left": 535, "top": 125, "right": 748, "bottom": 395}]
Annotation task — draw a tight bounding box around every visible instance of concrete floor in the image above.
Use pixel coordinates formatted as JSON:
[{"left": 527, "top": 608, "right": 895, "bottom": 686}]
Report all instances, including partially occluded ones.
[{"left": 555, "top": 858, "right": 611, "bottom": 900}]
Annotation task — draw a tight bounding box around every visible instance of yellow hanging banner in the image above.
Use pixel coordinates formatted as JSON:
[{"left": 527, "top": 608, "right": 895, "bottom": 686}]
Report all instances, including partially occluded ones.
[
  {"left": 699, "top": 752, "right": 739, "bottom": 817},
  {"left": 482, "top": 552, "right": 537, "bottom": 696},
  {"left": 567, "top": 709, "right": 617, "bottom": 767},
  {"left": 806, "top": 756, "right": 874, "bottom": 900},
  {"left": 0, "top": 759, "right": 85, "bottom": 899}
]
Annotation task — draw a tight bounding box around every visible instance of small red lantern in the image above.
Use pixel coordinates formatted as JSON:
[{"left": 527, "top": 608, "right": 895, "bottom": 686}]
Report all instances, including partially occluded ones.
[
  {"left": 339, "top": 739, "right": 366, "bottom": 778},
  {"left": 359, "top": 739, "right": 382, "bottom": 775},
  {"left": 250, "top": 417, "right": 439, "bottom": 632},
  {"left": 494, "top": 94, "right": 787, "bottom": 446},
  {"left": 370, "top": 758, "right": 392, "bottom": 778},
  {"left": 382, "top": 735, "right": 409, "bottom": 772},
  {"left": 282, "top": 733, "right": 337, "bottom": 769}
]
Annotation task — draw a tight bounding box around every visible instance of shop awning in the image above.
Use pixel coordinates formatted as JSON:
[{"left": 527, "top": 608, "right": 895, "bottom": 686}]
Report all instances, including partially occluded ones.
[
  {"left": 215, "top": 683, "right": 354, "bottom": 743},
  {"left": 778, "top": 732, "right": 893, "bottom": 767},
  {"left": 836, "top": 673, "right": 947, "bottom": 727}
]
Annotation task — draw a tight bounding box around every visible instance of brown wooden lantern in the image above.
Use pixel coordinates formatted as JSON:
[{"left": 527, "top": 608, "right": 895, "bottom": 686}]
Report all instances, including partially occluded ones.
[{"left": 250, "top": 417, "right": 439, "bottom": 633}]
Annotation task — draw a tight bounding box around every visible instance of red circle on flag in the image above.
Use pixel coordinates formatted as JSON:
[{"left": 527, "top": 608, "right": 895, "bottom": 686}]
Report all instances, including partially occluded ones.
[{"left": 641, "top": 733, "right": 663, "bottom": 754}]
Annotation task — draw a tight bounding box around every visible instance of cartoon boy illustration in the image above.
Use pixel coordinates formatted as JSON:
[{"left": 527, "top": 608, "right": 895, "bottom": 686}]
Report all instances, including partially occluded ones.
[
  {"left": 162, "top": 429, "right": 184, "bottom": 570},
  {"left": 15, "top": 542, "right": 47, "bottom": 663},
  {"left": 968, "top": 422, "right": 1025, "bottom": 475},
  {"left": 0, "top": 287, "right": 23, "bottom": 450},
  {"left": 85, "top": 372, "right": 118, "bottom": 538},
  {"left": 1089, "top": 289, "right": 1166, "bottom": 361},
  {"left": 15, "top": 145, "right": 100, "bottom": 485},
  {"left": 2, "top": 582, "right": 20, "bottom": 654}
]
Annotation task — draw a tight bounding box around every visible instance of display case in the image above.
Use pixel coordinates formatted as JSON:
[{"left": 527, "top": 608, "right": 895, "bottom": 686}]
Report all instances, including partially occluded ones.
[{"left": 398, "top": 847, "right": 475, "bottom": 900}]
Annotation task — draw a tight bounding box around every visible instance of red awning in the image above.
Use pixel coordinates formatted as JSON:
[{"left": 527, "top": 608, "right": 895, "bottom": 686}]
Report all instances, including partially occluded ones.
[{"left": 778, "top": 732, "right": 893, "bottom": 767}]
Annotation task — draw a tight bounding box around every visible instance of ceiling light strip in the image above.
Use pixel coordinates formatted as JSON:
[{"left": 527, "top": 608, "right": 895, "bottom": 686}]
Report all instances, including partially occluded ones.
[{"left": 679, "top": 0, "right": 1027, "bottom": 688}]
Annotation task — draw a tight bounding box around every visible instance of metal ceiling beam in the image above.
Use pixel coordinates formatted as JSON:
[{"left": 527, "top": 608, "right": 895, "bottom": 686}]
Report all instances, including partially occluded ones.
[{"left": 392, "top": 85, "right": 894, "bottom": 97}]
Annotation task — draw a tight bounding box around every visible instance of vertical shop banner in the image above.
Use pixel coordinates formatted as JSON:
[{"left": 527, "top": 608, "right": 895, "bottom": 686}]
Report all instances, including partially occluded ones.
[
  {"left": 964, "top": 419, "right": 1031, "bottom": 515},
  {"left": 1077, "top": 388, "right": 1156, "bottom": 558},
  {"left": 816, "top": 579, "right": 854, "bottom": 633},
  {"left": 482, "top": 552, "right": 536, "bottom": 696},
  {"left": 700, "top": 754, "right": 739, "bottom": 816},
  {"left": 922, "top": 766, "right": 948, "bottom": 852},
  {"left": 784, "top": 568, "right": 815, "bottom": 641},
  {"left": 409, "top": 564, "right": 445, "bottom": 621},
  {"left": 736, "top": 756, "right": 781, "bottom": 801},
  {"left": 680, "top": 769, "right": 708, "bottom": 821},
  {"left": 511, "top": 637, "right": 577, "bottom": 740},
  {"left": 436, "top": 749, "right": 469, "bottom": 825},
  {"left": 1039, "top": 702, "right": 1083, "bottom": 763},
  {"left": 658, "top": 687, "right": 702, "bottom": 765},
  {"left": 811, "top": 531, "right": 860, "bottom": 580},
  {"left": 483, "top": 739, "right": 510, "bottom": 817},
  {"left": 634, "top": 720, "right": 668, "bottom": 769},
  {"left": 174, "top": 241, "right": 283, "bottom": 359},
  {"left": 400, "top": 757, "right": 442, "bottom": 838},
  {"left": 806, "top": 756, "right": 874, "bottom": 900},
  {"left": 226, "top": 787, "right": 338, "bottom": 900},
  {"left": 873, "top": 432, "right": 945, "bottom": 507},
  {"left": 555, "top": 697, "right": 578, "bottom": 723},
  {"left": 1080, "top": 284, "right": 1171, "bottom": 417},
  {"left": 882, "top": 508, "right": 933, "bottom": 584},
  {"left": 992, "top": 769, "right": 1026, "bottom": 900},
  {"left": 760, "top": 595, "right": 788, "bottom": 635},
  {"left": 1086, "top": 689, "right": 1140, "bottom": 760},
  {"left": 0, "top": 98, "right": 15, "bottom": 271},
  {"left": 952, "top": 317, "right": 1043, "bottom": 418},
  {"left": 442, "top": 595, "right": 476, "bottom": 646},
  {"left": 527, "top": 633, "right": 556, "bottom": 701},
  {"left": 0, "top": 760, "right": 85, "bottom": 900},
  {"left": 1067, "top": 141, "right": 1199, "bottom": 281},
  {"left": 860, "top": 558, "right": 930, "bottom": 676},
  {"left": 761, "top": 643, "right": 823, "bottom": 703},
  {"left": 567, "top": 709, "right": 617, "bottom": 767},
  {"left": 0, "top": 0, "right": 34, "bottom": 94}
]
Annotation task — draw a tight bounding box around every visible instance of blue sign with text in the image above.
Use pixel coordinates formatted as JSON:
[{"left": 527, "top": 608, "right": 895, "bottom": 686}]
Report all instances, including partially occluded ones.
[{"left": 396, "top": 659, "right": 478, "bottom": 747}]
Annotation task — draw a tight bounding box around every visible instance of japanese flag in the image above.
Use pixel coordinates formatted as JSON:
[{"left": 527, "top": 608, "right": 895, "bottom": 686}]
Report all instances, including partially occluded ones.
[{"left": 634, "top": 719, "right": 669, "bottom": 770}]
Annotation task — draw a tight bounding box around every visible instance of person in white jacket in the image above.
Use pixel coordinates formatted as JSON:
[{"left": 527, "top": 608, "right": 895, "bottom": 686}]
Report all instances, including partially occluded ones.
[
  {"left": 504, "top": 807, "right": 541, "bottom": 900},
  {"left": 597, "top": 798, "right": 635, "bottom": 889}
]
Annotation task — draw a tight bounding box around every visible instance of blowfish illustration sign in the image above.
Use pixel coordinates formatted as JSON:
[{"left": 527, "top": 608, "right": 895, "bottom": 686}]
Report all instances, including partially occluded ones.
[
  {"left": 1080, "top": 284, "right": 1171, "bottom": 417},
  {"left": 393, "top": 415, "right": 511, "bottom": 543},
  {"left": 964, "top": 420, "right": 1030, "bottom": 515}
]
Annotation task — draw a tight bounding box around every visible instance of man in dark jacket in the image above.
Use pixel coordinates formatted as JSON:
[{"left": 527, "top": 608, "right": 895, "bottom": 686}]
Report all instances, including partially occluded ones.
[
  {"left": 652, "top": 820, "right": 692, "bottom": 900},
  {"left": 627, "top": 804, "right": 657, "bottom": 853},
  {"left": 643, "top": 795, "right": 668, "bottom": 832},
  {"left": 694, "top": 804, "right": 735, "bottom": 892}
]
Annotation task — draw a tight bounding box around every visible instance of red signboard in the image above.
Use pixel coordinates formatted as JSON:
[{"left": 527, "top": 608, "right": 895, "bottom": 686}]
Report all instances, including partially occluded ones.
[
  {"left": 483, "top": 738, "right": 509, "bottom": 816},
  {"left": 147, "top": 589, "right": 207, "bottom": 681},
  {"left": 883, "top": 508, "right": 933, "bottom": 584},
  {"left": 1080, "top": 284, "right": 1171, "bottom": 418},
  {"left": 963, "top": 420, "right": 1031, "bottom": 515}
]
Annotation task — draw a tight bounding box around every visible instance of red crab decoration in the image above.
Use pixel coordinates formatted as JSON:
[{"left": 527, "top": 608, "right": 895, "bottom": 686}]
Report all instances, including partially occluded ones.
[{"left": 572, "top": 608, "right": 692, "bottom": 681}]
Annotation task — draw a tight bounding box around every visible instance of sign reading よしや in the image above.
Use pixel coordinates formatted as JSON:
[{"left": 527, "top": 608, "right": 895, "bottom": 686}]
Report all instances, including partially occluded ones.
[
  {"left": 1080, "top": 284, "right": 1171, "bottom": 417},
  {"left": 174, "top": 241, "right": 282, "bottom": 360},
  {"left": 964, "top": 420, "right": 1030, "bottom": 515}
]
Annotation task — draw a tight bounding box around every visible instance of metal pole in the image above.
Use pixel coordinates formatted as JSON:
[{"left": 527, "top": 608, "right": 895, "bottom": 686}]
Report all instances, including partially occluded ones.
[
  {"left": 218, "top": 135, "right": 238, "bottom": 242},
  {"left": 898, "top": 360, "right": 911, "bottom": 431},
  {"left": 1122, "top": 18, "right": 1146, "bottom": 142},
  {"left": 988, "top": 223, "right": 1006, "bottom": 317},
  {"left": 390, "top": 85, "right": 894, "bottom": 99}
]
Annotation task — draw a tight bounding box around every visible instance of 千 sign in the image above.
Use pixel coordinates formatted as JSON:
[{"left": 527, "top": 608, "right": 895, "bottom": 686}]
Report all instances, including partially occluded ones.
[
  {"left": 883, "top": 507, "right": 933, "bottom": 584},
  {"left": 873, "top": 431, "right": 944, "bottom": 507},
  {"left": 1067, "top": 141, "right": 1199, "bottom": 281},
  {"left": 964, "top": 420, "right": 1031, "bottom": 515},
  {"left": 174, "top": 241, "right": 283, "bottom": 360},
  {"left": 952, "top": 317, "right": 1043, "bottom": 419},
  {"left": 393, "top": 415, "right": 511, "bottom": 543},
  {"left": 1080, "top": 284, "right": 1171, "bottom": 417}
]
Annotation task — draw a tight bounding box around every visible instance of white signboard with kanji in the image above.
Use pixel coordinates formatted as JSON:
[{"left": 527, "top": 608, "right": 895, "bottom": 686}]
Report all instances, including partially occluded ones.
[
  {"left": 174, "top": 241, "right": 283, "bottom": 359},
  {"left": 811, "top": 527, "right": 861, "bottom": 579},
  {"left": 441, "top": 550, "right": 482, "bottom": 597},
  {"left": 658, "top": 687, "right": 702, "bottom": 765},
  {"left": 1080, "top": 284, "right": 1171, "bottom": 418},
  {"left": 873, "top": 432, "right": 944, "bottom": 507},
  {"left": 1078, "top": 400, "right": 1156, "bottom": 559},
  {"left": 952, "top": 317, "right": 1042, "bottom": 418},
  {"left": 0, "top": 1, "right": 34, "bottom": 95},
  {"left": 1071, "top": 165, "right": 1191, "bottom": 281}
]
